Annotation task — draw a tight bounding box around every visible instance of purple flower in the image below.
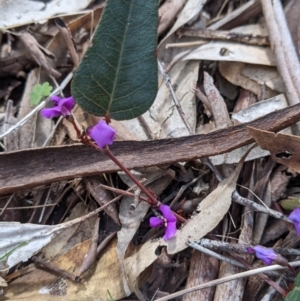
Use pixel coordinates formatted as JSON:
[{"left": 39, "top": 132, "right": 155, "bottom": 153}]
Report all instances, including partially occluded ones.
[
  {"left": 247, "top": 245, "right": 278, "bottom": 265},
  {"left": 149, "top": 204, "right": 177, "bottom": 240},
  {"left": 41, "top": 96, "right": 75, "bottom": 119},
  {"left": 288, "top": 208, "right": 300, "bottom": 236},
  {"left": 88, "top": 120, "right": 116, "bottom": 149}
]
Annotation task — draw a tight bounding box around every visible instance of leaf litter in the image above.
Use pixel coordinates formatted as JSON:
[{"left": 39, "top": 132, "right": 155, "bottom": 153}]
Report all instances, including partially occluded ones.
[{"left": 2, "top": 0, "right": 300, "bottom": 300}]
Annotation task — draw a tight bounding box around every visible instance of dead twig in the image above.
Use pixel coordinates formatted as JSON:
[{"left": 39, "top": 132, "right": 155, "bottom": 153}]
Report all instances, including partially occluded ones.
[
  {"left": 154, "top": 260, "right": 300, "bottom": 301},
  {"left": 260, "top": 0, "right": 300, "bottom": 104}
]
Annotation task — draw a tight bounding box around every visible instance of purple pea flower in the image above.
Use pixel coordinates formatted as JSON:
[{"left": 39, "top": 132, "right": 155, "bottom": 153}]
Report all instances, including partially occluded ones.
[
  {"left": 41, "top": 96, "right": 75, "bottom": 119},
  {"left": 88, "top": 120, "right": 116, "bottom": 149},
  {"left": 288, "top": 207, "right": 300, "bottom": 236},
  {"left": 247, "top": 245, "right": 278, "bottom": 265},
  {"left": 149, "top": 204, "right": 177, "bottom": 240}
]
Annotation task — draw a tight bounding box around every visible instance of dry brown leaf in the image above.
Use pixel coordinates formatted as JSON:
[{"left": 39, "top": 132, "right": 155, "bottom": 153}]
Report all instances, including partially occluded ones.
[
  {"left": 122, "top": 60, "right": 198, "bottom": 139},
  {"left": 18, "top": 32, "right": 61, "bottom": 78},
  {"left": 4, "top": 239, "right": 124, "bottom": 301},
  {"left": 86, "top": 176, "right": 120, "bottom": 225},
  {"left": 42, "top": 202, "right": 97, "bottom": 259},
  {"left": 248, "top": 127, "right": 300, "bottom": 172},
  {"left": 123, "top": 149, "right": 252, "bottom": 294},
  {"left": 158, "top": 0, "right": 186, "bottom": 36},
  {"left": 219, "top": 62, "right": 277, "bottom": 99},
  {"left": 159, "top": 0, "right": 207, "bottom": 45}
]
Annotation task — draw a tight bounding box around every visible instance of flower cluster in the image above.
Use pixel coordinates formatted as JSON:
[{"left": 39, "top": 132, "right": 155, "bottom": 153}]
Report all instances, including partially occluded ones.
[
  {"left": 247, "top": 245, "right": 278, "bottom": 265},
  {"left": 41, "top": 96, "right": 75, "bottom": 119},
  {"left": 149, "top": 204, "right": 177, "bottom": 240},
  {"left": 88, "top": 120, "right": 115, "bottom": 149},
  {"left": 41, "top": 96, "right": 115, "bottom": 149},
  {"left": 288, "top": 207, "right": 300, "bottom": 236}
]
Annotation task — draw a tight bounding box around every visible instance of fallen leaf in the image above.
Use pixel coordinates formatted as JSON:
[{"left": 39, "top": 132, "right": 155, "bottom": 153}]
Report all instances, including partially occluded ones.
[
  {"left": 159, "top": 0, "right": 208, "bottom": 45},
  {"left": 4, "top": 239, "right": 125, "bottom": 301},
  {"left": 122, "top": 60, "right": 198, "bottom": 139},
  {"left": 248, "top": 127, "right": 300, "bottom": 172},
  {"left": 219, "top": 62, "right": 277, "bottom": 99},
  {"left": 232, "top": 94, "right": 288, "bottom": 124},
  {"left": 123, "top": 148, "right": 252, "bottom": 293},
  {"left": 18, "top": 33, "right": 61, "bottom": 78},
  {"left": 0, "top": 0, "right": 93, "bottom": 30},
  {"left": 158, "top": 0, "right": 186, "bottom": 36},
  {"left": 183, "top": 42, "right": 276, "bottom": 66}
]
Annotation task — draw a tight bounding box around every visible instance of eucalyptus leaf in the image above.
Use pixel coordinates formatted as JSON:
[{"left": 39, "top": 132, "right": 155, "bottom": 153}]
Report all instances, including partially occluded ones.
[{"left": 72, "top": 0, "right": 158, "bottom": 120}]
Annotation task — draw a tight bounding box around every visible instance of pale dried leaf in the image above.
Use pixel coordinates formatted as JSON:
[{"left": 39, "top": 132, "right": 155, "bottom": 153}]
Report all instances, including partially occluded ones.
[
  {"left": 0, "top": 223, "right": 59, "bottom": 269},
  {"left": 219, "top": 62, "right": 278, "bottom": 99},
  {"left": 159, "top": 0, "right": 207, "bottom": 45},
  {"left": 242, "top": 65, "right": 285, "bottom": 93},
  {"left": 158, "top": 0, "right": 186, "bottom": 36},
  {"left": 183, "top": 42, "right": 276, "bottom": 66},
  {"left": 123, "top": 149, "right": 251, "bottom": 293},
  {"left": 0, "top": 0, "right": 92, "bottom": 30},
  {"left": 5, "top": 239, "right": 125, "bottom": 301},
  {"left": 203, "top": 71, "right": 230, "bottom": 128},
  {"left": 232, "top": 94, "right": 288, "bottom": 124},
  {"left": 122, "top": 60, "right": 198, "bottom": 139},
  {"left": 18, "top": 68, "right": 53, "bottom": 148},
  {"left": 42, "top": 202, "right": 97, "bottom": 259}
]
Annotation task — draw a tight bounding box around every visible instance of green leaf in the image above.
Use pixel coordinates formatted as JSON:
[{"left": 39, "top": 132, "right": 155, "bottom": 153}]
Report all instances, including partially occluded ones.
[
  {"left": 41, "top": 82, "right": 53, "bottom": 96},
  {"left": 30, "top": 91, "right": 42, "bottom": 106},
  {"left": 284, "top": 273, "right": 300, "bottom": 301},
  {"left": 71, "top": 0, "right": 158, "bottom": 120},
  {"left": 30, "top": 82, "right": 53, "bottom": 105}
]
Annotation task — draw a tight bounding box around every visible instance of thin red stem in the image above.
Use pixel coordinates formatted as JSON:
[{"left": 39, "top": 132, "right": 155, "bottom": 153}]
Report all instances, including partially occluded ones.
[
  {"left": 103, "top": 147, "right": 159, "bottom": 205},
  {"left": 68, "top": 117, "right": 186, "bottom": 223}
]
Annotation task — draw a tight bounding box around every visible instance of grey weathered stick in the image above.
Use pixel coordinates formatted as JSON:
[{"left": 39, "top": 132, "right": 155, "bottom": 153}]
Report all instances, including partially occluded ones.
[
  {"left": 179, "top": 28, "right": 269, "bottom": 46},
  {"left": 158, "top": 59, "right": 194, "bottom": 135},
  {"left": 154, "top": 260, "right": 300, "bottom": 301},
  {"left": 260, "top": 0, "right": 300, "bottom": 104},
  {"left": 189, "top": 241, "right": 245, "bottom": 269},
  {"left": 232, "top": 190, "right": 291, "bottom": 223}
]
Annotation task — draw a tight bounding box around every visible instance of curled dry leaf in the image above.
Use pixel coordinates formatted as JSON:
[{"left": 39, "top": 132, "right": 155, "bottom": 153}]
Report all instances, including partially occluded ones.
[
  {"left": 248, "top": 127, "right": 300, "bottom": 172},
  {"left": 123, "top": 148, "right": 252, "bottom": 294},
  {"left": 159, "top": 0, "right": 208, "bottom": 45},
  {"left": 158, "top": 0, "right": 186, "bottom": 36},
  {"left": 18, "top": 33, "right": 61, "bottom": 78}
]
